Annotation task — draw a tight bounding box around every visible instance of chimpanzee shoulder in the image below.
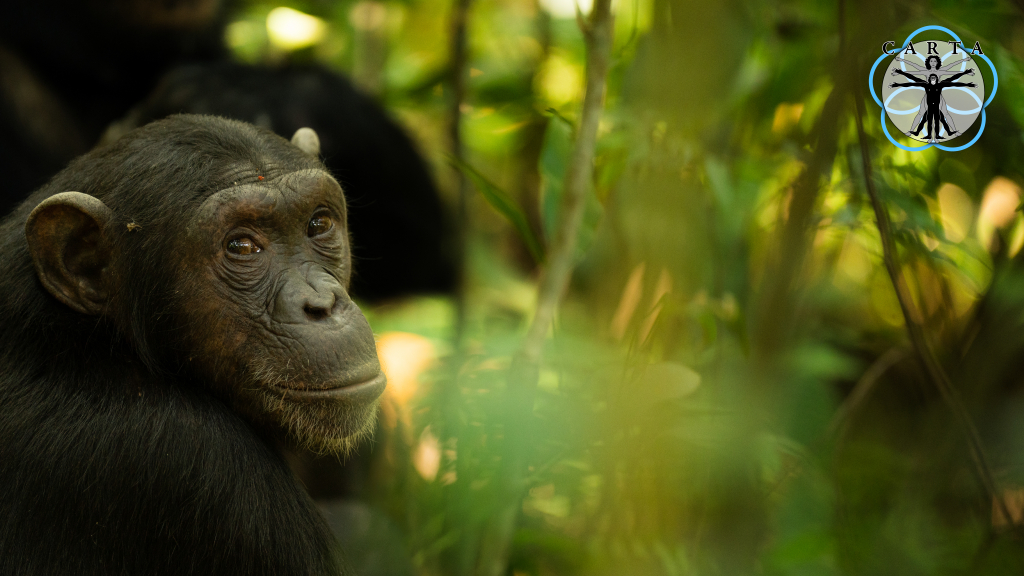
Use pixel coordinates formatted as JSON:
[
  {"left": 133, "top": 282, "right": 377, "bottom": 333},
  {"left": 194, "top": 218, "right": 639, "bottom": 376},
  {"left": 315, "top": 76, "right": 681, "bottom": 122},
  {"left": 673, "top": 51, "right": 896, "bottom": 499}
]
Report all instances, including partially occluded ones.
[{"left": 0, "top": 380, "right": 341, "bottom": 575}]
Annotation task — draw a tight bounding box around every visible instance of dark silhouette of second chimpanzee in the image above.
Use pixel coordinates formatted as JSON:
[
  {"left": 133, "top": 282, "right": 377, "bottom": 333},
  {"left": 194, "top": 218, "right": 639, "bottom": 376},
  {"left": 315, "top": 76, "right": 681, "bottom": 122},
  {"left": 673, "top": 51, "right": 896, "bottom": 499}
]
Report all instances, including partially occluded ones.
[{"left": 0, "top": 0, "right": 456, "bottom": 303}]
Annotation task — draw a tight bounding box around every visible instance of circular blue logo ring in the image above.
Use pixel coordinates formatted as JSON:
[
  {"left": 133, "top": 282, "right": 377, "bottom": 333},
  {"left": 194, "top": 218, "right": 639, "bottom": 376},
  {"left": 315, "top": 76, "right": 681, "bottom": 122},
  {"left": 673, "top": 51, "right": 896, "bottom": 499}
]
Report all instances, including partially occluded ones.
[{"left": 869, "top": 25, "right": 998, "bottom": 151}]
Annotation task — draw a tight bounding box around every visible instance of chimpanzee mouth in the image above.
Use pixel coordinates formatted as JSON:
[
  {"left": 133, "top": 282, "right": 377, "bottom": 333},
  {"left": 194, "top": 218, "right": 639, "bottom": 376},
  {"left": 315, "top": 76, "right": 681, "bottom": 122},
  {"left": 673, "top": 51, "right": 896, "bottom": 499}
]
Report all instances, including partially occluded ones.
[{"left": 267, "top": 371, "right": 386, "bottom": 403}]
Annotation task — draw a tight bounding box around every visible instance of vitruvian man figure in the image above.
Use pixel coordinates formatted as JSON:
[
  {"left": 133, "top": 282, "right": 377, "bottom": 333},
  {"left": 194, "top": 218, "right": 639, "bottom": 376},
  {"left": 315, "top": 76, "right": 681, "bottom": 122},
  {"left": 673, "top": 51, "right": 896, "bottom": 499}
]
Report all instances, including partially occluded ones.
[
  {"left": 889, "top": 67, "right": 976, "bottom": 141},
  {"left": 893, "top": 55, "right": 972, "bottom": 136}
]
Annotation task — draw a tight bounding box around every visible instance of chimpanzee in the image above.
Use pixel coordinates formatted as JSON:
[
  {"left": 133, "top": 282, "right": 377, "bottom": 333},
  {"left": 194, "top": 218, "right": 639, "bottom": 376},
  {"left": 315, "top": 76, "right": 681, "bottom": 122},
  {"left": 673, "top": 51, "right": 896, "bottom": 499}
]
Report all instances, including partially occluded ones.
[
  {"left": 0, "top": 115, "right": 384, "bottom": 575},
  {"left": 0, "top": 0, "right": 457, "bottom": 302},
  {"left": 2, "top": 7, "right": 451, "bottom": 558},
  {"left": 106, "top": 62, "right": 457, "bottom": 301}
]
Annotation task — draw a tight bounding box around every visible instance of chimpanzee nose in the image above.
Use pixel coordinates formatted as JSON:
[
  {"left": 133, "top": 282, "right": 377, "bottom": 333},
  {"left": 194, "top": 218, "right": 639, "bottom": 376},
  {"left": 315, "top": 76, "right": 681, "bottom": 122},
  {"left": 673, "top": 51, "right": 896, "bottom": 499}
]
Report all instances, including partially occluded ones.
[
  {"left": 302, "top": 290, "right": 336, "bottom": 322},
  {"left": 272, "top": 267, "right": 345, "bottom": 324}
]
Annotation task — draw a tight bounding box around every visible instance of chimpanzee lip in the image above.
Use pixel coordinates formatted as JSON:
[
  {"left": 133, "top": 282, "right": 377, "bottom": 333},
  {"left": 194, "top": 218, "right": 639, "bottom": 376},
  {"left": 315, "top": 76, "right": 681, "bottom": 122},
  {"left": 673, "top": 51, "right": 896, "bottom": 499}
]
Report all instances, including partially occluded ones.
[{"left": 268, "top": 371, "right": 386, "bottom": 403}]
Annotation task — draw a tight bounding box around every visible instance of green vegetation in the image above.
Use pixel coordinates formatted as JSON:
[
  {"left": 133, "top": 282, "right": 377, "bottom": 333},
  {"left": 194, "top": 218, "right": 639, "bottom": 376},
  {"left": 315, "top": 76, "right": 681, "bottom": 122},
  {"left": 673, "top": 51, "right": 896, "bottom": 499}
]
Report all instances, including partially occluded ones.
[{"left": 236, "top": 0, "right": 1024, "bottom": 573}]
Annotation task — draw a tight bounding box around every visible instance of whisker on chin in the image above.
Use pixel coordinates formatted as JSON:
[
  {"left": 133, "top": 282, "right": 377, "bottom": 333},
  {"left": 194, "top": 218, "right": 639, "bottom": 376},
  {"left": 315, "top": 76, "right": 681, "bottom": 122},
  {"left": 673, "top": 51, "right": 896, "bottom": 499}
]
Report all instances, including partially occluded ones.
[{"left": 241, "top": 355, "right": 378, "bottom": 457}]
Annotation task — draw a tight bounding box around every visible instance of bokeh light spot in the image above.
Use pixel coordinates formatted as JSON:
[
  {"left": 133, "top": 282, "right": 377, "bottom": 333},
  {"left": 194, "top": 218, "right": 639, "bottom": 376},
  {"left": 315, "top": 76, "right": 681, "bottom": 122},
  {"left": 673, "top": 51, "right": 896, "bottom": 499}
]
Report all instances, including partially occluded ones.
[
  {"left": 937, "top": 183, "right": 974, "bottom": 243},
  {"left": 266, "top": 7, "right": 326, "bottom": 51},
  {"left": 977, "top": 176, "right": 1022, "bottom": 250},
  {"left": 377, "top": 331, "right": 437, "bottom": 404}
]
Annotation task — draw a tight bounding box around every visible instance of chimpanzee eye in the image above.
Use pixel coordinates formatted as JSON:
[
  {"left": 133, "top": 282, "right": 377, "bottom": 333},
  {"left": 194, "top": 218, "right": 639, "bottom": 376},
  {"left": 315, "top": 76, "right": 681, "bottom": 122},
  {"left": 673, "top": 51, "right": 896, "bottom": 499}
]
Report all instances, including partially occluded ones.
[
  {"left": 227, "top": 237, "right": 261, "bottom": 255},
  {"left": 307, "top": 214, "right": 334, "bottom": 237}
]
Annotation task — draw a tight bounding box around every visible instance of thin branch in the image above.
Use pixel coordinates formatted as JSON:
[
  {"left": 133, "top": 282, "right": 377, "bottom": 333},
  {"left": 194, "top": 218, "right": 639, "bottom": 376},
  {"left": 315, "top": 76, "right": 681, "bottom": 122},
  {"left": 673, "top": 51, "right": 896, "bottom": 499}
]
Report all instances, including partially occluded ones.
[
  {"left": 447, "top": 0, "right": 473, "bottom": 347},
  {"left": 828, "top": 347, "right": 908, "bottom": 440},
  {"left": 852, "top": 95, "right": 1012, "bottom": 527},
  {"left": 753, "top": 0, "right": 850, "bottom": 360},
  {"left": 752, "top": 76, "right": 846, "bottom": 358},
  {"left": 447, "top": 0, "right": 471, "bottom": 178},
  {"left": 439, "top": 3, "right": 474, "bottom": 572},
  {"left": 516, "top": 0, "right": 613, "bottom": 371},
  {"left": 474, "top": 1, "right": 616, "bottom": 574}
]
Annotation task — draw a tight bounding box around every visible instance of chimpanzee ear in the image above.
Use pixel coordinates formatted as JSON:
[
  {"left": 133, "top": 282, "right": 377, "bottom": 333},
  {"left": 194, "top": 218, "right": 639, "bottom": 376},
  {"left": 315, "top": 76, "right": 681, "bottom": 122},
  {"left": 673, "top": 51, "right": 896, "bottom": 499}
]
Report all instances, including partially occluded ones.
[
  {"left": 291, "top": 127, "right": 321, "bottom": 156},
  {"left": 25, "top": 192, "right": 113, "bottom": 316}
]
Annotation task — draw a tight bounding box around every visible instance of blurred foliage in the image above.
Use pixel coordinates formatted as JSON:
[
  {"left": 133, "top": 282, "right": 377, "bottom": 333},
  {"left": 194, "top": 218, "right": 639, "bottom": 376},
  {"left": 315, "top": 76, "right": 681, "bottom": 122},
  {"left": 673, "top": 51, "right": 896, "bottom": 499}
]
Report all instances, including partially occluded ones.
[{"left": 233, "top": 0, "right": 1024, "bottom": 574}]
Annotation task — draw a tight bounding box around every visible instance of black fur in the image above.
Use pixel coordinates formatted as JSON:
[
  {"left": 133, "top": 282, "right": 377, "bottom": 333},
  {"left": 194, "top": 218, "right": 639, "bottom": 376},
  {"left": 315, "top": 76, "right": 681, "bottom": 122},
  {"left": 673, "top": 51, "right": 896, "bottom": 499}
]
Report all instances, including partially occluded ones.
[
  {"left": 0, "top": 115, "right": 350, "bottom": 575},
  {"left": 0, "top": 1, "right": 456, "bottom": 302}
]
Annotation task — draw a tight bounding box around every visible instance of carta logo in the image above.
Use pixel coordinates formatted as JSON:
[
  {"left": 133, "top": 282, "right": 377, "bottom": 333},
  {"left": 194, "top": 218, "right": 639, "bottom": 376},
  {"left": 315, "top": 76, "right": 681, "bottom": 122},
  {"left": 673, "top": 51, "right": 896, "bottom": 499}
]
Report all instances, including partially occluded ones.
[{"left": 870, "top": 25, "right": 998, "bottom": 152}]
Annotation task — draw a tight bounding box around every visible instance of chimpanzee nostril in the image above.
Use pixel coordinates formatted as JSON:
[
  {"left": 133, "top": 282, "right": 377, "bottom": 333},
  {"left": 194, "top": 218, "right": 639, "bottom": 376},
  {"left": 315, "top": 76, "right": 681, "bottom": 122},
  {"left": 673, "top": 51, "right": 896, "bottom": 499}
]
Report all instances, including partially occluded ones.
[
  {"left": 303, "top": 289, "right": 337, "bottom": 321},
  {"left": 303, "top": 303, "right": 332, "bottom": 322}
]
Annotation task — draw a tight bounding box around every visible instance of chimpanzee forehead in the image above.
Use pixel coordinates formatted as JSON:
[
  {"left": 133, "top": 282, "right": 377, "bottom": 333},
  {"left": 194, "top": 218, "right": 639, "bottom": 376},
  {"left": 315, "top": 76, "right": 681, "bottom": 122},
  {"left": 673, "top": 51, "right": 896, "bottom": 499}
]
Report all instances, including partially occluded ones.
[{"left": 188, "top": 168, "right": 345, "bottom": 232}]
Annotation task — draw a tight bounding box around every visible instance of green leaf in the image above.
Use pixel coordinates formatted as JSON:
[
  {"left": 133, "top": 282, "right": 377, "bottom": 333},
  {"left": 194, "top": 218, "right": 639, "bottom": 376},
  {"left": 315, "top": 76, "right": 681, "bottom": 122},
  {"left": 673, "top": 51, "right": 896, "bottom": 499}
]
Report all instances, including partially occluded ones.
[
  {"left": 538, "top": 113, "right": 604, "bottom": 261},
  {"left": 447, "top": 156, "right": 545, "bottom": 264},
  {"left": 993, "top": 46, "right": 1024, "bottom": 130},
  {"left": 938, "top": 159, "right": 976, "bottom": 197}
]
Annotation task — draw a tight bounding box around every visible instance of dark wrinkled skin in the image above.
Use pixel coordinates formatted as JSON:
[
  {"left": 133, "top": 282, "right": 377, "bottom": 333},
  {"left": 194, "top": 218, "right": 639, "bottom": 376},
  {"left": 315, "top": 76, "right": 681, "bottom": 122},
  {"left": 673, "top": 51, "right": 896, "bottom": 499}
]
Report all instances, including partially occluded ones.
[{"left": 179, "top": 168, "right": 385, "bottom": 447}]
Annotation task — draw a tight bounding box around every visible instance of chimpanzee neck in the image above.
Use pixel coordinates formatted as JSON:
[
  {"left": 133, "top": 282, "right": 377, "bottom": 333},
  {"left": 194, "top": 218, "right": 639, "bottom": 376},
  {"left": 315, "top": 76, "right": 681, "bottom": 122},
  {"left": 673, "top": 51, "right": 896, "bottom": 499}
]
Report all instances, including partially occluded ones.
[{"left": 0, "top": 307, "right": 140, "bottom": 390}]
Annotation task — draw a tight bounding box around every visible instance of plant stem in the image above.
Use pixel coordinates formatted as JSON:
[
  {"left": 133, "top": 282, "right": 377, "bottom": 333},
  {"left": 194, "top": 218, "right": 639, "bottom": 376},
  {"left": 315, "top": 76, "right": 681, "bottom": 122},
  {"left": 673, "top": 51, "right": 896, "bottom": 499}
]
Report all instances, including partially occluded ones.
[
  {"left": 852, "top": 95, "right": 1012, "bottom": 527},
  {"left": 442, "top": 2, "right": 474, "bottom": 572},
  {"left": 752, "top": 0, "right": 849, "bottom": 361},
  {"left": 475, "top": 2, "right": 615, "bottom": 574},
  {"left": 447, "top": 0, "right": 472, "bottom": 347}
]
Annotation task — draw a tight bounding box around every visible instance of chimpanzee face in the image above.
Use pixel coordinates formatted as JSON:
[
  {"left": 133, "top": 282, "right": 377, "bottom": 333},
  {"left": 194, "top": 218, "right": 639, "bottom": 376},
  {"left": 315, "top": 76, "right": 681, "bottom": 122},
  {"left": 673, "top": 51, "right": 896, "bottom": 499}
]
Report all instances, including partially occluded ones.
[
  {"left": 178, "top": 167, "right": 384, "bottom": 453},
  {"left": 929, "top": 74, "right": 938, "bottom": 84},
  {"left": 23, "top": 123, "right": 385, "bottom": 455}
]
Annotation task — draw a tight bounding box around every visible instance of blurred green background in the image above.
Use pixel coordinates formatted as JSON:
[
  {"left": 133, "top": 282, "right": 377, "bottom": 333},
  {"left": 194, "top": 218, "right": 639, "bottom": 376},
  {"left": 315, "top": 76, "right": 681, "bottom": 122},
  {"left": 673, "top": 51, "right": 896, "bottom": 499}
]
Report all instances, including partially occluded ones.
[{"left": 229, "top": 0, "right": 1024, "bottom": 573}]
